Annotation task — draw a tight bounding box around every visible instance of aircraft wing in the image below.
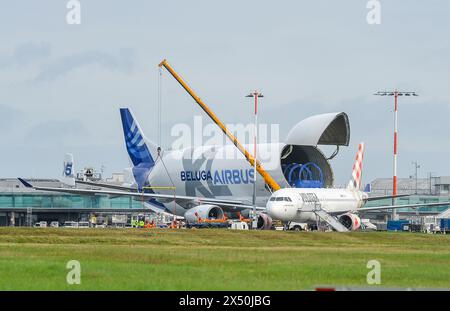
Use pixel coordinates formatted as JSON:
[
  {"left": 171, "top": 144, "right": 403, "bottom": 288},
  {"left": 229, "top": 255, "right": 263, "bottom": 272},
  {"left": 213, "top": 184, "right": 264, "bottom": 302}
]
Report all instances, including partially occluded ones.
[
  {"left": 365, "top": 194, "right": 411, "bottom": 201},
  {"left": 18, "top": 178, "right": 265, "bottom": 212},
  {"left": 75, "top": 180, "right": 138, "bottom": 192},
  {"left": 356, "top": 201, "right": 450, "bottom": 213}
]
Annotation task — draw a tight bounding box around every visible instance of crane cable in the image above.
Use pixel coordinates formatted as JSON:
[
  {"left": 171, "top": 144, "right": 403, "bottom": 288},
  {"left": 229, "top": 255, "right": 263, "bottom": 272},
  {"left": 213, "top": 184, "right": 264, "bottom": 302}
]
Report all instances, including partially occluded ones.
[
  {"left": 156, "top": 68, "right": 177, "bottom": 224},
  {"left": 157, "top": 66, "right": 162, "bottom": 149},
  {"left": 155, "top": 67, "right": 174, "bottom": 187}
]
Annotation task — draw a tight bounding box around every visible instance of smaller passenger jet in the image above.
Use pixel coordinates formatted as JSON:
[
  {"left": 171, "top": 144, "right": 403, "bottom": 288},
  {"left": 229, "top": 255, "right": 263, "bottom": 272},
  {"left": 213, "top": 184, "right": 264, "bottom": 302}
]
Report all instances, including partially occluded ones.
[{"left": 265, "top": 143, "right": 450, "bottom": 231}]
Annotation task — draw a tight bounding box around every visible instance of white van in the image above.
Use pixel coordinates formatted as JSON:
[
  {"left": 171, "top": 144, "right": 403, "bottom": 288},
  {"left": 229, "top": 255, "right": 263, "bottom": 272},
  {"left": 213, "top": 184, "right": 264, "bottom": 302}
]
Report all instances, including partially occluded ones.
[
  {"left": 64, "top": 221, "right": 78, "bottom": 228},
  {"left": 288, "top": 222, "right": 308, "bottom": 231},
  {"left": 229, "top": 221, "right": 249, "bottom": 230},
  {"left": 33, "top": 221, "right": 47, "bottom": 228},
  {"left": 78, "top": 221, "right": 90, "bottom": 228}
]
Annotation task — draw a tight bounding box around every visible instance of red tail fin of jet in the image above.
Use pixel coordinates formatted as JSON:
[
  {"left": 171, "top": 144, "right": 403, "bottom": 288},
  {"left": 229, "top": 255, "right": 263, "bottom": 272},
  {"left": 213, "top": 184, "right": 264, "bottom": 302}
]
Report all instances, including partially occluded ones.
[{"left": 348, "top": 142, "right": 365, "bottom": 190}]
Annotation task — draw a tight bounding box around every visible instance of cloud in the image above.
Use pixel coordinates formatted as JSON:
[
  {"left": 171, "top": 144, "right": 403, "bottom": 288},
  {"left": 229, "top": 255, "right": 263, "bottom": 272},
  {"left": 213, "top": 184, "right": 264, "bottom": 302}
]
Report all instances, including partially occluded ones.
[
  {"left": 0, "top": 42, "right": 51, "bottom": 68},
  {"left": 34, "top": 48, "right": 135, "bottom": 82}
]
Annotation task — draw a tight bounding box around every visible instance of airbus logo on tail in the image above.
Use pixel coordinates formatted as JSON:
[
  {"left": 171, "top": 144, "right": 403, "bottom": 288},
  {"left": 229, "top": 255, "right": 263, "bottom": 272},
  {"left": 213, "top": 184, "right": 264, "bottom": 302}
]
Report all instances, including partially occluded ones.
[{"left": 128, "top": 121, "right": 145, "bottom": 147}]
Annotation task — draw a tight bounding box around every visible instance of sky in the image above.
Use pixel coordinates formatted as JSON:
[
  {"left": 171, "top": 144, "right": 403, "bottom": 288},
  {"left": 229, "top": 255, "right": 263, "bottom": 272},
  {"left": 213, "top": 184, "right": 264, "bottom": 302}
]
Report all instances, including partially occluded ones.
[{"left": 0, "top": 0, "right": 449, "bottom": 185}]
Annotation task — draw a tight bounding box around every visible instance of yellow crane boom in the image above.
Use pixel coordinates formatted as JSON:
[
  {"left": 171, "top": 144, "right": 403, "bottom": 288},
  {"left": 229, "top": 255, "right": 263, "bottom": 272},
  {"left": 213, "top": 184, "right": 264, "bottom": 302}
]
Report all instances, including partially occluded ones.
[{"left": 158, "top": 59, "right": 281, "bottom": 191}]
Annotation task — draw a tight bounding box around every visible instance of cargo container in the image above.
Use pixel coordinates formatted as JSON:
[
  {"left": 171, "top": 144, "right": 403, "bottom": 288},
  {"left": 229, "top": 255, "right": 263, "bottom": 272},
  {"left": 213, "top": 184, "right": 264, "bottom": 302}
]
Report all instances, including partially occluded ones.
[
  {"left": 387, "top": 220, "right": 409, "bottom": 231},
  {"left": 440, "top": 219, "right": 450, "bottom": 233}
]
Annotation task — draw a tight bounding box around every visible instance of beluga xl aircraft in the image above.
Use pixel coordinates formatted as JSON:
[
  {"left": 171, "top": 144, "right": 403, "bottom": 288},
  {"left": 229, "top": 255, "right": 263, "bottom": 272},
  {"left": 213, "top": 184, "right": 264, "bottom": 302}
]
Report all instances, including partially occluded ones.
[{"left": 18, "top": 106, "right": 349, "bottom": 228}]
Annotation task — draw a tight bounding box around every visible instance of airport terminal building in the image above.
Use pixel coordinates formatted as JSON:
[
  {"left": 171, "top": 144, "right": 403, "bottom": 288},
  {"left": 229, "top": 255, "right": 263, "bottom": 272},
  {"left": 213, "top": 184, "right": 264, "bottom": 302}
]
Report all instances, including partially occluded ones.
[
  {"left": 359, "top": 177, "right": 450, "bottom": 223},
  {"left": 0, "top": 178, "right": 152, "bottom": 226},
  {"left": 364, "top": 176, "right": 450, "bottom": 214}
]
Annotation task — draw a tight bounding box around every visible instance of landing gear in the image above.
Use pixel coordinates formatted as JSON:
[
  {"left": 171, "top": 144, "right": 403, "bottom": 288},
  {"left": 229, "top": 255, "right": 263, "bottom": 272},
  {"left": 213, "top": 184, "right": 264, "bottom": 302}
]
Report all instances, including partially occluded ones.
[{"left": 308, "top": 224, "right": 318, "bottom": 231}]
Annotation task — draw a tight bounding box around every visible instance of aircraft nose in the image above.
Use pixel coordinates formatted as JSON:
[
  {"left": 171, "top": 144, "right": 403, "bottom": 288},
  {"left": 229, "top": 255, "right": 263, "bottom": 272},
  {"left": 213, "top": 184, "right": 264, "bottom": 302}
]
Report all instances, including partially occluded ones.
[
  {"left": 267, "top": 203, "right": 288, "bottom": 221},
  {"left": 266, "top": 201, "right": 274, "bottom": 214}
]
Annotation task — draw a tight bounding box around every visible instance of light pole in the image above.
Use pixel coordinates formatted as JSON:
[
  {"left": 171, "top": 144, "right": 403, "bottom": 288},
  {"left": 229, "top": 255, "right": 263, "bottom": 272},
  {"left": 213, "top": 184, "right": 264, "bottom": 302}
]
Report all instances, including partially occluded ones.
[
  {"left": 428, "top": 172, "right": 436, "bottom": 195},
  {"left": 246, "top": 91, "right": 263, "bottom": 229},
  {"left": 412, "top": 161, "right": 420, "bottom": 195},
  {"left": 374, "top": 90, "right": 418, "bottom": 220}
]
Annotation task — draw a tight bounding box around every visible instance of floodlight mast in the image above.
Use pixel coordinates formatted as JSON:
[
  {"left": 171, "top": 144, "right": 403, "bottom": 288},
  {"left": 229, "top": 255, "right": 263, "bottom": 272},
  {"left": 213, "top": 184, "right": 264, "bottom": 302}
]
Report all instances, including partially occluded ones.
[
  {"left": 374, "top": 90, "right": 418, "bottom": 220},
  {"left": 246, "top": 91, "right": 263, "bottom": 229},
  {"left": 158, "top": 59, "right": 281, "bottom": 192}
]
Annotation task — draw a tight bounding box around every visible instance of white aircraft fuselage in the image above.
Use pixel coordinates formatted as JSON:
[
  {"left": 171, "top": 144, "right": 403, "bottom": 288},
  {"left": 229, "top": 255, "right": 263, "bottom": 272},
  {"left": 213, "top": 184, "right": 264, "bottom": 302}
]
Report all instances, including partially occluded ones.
[
  {"left": 266, "top": 187, "right": 367, "bottom": 223},
  {"left": 133, "top": 143, "right": 288, "bottom": 216}
]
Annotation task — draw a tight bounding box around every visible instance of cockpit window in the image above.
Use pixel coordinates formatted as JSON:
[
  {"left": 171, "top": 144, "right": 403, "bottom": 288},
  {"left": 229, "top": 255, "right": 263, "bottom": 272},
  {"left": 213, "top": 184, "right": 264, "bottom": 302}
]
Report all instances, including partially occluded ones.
[
  {"left": 284, "top": 197, "right": 292, "bottom": 202},
  {"left": 269, "top": 197, "right": 276, "bottom": 201},
  {"left": 276, "top": 197, "right": 284, "bottom": 201}
]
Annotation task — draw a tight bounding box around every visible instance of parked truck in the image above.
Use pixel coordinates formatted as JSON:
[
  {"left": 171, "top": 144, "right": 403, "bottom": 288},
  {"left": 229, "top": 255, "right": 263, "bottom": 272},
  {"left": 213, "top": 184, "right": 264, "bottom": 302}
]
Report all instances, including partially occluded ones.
[
  {"left": 440, "top": 219, "right": 450, "bottom": 233},
  {"left": 387, "top": 220, "right": 410, "bottom": 232}
]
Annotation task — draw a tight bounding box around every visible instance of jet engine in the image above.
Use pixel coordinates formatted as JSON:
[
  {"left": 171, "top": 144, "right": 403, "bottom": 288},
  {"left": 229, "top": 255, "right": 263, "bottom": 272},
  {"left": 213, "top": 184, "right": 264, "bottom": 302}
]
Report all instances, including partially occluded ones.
[
  {"left": 184, "top": 204, "right": 224, "bottom": 223},
  {"left": 338, "top": 213, "right": 361, "bottom": 231},
  {"left": 257, "top": 213, "right": 273, "bottom": 230}
]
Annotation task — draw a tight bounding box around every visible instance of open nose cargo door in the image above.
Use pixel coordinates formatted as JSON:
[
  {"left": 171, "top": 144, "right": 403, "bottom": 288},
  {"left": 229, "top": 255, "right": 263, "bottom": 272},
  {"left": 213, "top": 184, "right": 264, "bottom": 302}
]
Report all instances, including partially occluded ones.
[{"left": 282, "top": 112, "right": 350, "bottom": 188}]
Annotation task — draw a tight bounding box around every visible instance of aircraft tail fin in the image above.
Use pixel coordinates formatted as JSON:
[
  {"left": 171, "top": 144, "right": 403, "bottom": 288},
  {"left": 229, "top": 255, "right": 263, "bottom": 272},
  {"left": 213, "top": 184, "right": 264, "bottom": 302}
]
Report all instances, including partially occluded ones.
[
  {"left": 120, "top": 108, "right": 157, "bottom": 168},
  {"left": 62, "top": 153, "right": 75, "bottom": 187},
  {"left": 347, "top": 142, "right": 365, "bottom": 190},
  {"left": 120, "top": 108, "right": 157, "bottom": 189}
]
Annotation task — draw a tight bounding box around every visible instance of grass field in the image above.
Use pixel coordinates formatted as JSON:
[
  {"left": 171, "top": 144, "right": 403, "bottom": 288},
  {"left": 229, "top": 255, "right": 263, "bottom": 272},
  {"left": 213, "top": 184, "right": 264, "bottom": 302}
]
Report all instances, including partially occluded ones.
[{"left": 0, "top": 228, "right": 449, "bottom": 290}]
